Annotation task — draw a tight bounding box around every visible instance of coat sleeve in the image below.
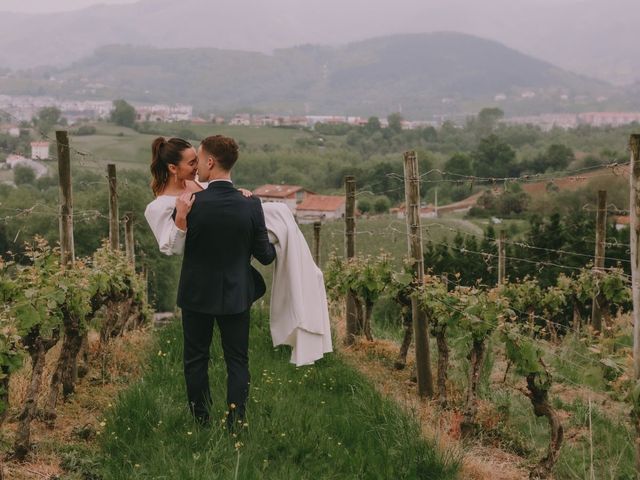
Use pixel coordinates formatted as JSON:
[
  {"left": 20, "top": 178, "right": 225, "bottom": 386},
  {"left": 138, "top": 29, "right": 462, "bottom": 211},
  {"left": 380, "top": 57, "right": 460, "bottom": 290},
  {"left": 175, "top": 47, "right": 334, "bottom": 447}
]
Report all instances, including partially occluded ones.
[{"left": 251, "top": 198, "right": 276, "bottom": 265}]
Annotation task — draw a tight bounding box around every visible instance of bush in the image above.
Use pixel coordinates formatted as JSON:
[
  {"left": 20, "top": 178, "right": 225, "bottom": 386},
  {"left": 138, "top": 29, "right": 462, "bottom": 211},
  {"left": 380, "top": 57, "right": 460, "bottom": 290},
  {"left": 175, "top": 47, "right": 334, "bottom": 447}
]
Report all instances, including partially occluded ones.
[
  {"left": 358, "top": 199, "right": 372, "bottom": 213},
  {"left": 14, "top": 165, "right": 36, "bottom": 185},
  {"left": 374, "top": 196, "right": 391, "bottom": 214},
  {"left": 73, "top": 125, "right": 97, "bottom": 136}
]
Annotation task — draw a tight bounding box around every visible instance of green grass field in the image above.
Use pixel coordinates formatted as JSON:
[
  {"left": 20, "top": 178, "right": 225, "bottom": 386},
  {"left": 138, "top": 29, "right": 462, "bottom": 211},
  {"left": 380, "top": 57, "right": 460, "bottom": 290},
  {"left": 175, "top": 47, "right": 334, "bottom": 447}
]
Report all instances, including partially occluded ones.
[
  {"left": 69, "top": 123, "right": 317, "bottom": 175},
  {"left": 95, "top": 312, "right": 460, "bottom": 479}
]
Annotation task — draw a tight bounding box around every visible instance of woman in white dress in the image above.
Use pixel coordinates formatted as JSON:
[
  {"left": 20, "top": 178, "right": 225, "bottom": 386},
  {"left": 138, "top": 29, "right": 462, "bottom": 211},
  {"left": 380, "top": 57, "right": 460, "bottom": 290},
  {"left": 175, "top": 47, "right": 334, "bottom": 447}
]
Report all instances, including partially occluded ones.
[
  {"left": 144, "top": 137, "right": 201, "bottom": 255},
  {"left": 144, "top": 136, "right": 332, "bottom": 366}
]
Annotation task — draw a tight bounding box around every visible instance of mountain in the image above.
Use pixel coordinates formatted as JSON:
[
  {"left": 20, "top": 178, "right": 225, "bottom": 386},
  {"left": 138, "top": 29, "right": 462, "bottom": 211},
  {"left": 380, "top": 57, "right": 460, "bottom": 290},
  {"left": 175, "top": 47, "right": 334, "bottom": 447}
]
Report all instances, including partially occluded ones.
[
  {"left": 0, "top": 0, "right": 638, "bottom": 85},
  {"left": 0, "top": 33, "right": 615, "bottom": 117}
]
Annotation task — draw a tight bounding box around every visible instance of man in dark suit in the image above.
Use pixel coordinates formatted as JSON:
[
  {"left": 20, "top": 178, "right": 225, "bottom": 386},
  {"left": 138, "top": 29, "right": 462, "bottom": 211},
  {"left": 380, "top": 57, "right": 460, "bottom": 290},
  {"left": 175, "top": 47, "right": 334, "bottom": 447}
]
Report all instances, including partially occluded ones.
[{"left": 175, "top": 135, "right": 276, "bottom": 429}]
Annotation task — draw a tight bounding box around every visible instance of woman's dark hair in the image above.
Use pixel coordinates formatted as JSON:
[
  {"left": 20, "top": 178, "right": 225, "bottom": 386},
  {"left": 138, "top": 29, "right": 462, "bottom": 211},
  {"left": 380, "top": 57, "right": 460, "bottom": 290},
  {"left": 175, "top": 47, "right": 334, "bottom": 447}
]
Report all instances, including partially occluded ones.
[{"left": 150, "top": 137, "right": 192, "bottom": 196}]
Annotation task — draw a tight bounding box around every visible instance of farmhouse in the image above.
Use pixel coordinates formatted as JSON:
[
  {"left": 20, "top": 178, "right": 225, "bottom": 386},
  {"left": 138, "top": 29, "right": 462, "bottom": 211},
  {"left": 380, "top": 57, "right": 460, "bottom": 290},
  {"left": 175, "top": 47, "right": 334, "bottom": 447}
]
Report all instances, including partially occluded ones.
[
  {"left": 296, "top": 194, "right": 346, "bottom": 223},
  {"left": 253, "top": 184, "right": 314, "bottom": 213}
]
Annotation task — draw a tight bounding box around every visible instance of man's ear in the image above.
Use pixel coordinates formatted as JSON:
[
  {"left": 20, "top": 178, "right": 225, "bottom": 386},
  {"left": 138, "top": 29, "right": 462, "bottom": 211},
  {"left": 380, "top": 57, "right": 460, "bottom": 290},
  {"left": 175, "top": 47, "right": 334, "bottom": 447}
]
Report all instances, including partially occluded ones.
[{"left": 208, "top": 155, "right": 216, "bottom": 170}]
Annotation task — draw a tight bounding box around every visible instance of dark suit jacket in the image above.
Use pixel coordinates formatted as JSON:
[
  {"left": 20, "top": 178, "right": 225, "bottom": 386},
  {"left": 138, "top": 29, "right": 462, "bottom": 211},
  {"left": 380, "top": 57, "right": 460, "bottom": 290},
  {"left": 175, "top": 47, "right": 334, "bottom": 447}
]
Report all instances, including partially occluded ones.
[{"left": 177, "top": 181, "right": 276, "bottom": 315}]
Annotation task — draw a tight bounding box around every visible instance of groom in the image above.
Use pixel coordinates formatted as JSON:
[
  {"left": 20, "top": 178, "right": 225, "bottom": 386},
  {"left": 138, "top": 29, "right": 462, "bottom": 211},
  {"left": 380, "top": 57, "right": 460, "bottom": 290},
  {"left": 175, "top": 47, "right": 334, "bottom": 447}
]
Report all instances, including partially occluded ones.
[{"left": 176, "top": 134, "right": 276, "bottom": 429}]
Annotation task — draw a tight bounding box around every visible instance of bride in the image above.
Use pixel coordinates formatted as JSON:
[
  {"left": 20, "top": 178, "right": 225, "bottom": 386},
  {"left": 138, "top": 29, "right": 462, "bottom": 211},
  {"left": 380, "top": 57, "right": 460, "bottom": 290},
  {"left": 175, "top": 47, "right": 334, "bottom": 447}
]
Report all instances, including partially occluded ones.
[{"left": 144, "top": 136, "right": 332, "bottom": 366}]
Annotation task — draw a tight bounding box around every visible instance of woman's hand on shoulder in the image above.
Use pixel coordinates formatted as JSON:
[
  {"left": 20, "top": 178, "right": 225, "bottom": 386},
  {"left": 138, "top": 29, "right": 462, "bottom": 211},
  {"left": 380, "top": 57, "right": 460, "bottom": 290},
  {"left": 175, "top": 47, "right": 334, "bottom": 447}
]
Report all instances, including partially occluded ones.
[
  {"left": 175, "top": 192, "right": 195, "bottom": 229},
  {"left": 238, "top": 188, "right": 253, "bottom": 198}
]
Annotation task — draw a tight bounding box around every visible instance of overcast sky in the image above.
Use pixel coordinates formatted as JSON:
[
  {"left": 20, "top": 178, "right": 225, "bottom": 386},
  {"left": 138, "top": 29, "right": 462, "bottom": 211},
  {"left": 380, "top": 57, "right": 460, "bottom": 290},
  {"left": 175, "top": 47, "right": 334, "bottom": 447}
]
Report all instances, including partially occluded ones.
[
  {"left": 0, "top": 0, "right": 138, "bottom": 13},
  {"left": 1, "top": 0, "right": 585, "bottom": 13}
]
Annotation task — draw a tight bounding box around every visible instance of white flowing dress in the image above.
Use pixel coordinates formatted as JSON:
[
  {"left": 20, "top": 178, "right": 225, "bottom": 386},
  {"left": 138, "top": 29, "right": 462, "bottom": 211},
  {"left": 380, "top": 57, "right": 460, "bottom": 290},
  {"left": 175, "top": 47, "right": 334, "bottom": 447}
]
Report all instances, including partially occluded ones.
[{"left": 144, "top": 196, "right": 332, "bottom": 367}]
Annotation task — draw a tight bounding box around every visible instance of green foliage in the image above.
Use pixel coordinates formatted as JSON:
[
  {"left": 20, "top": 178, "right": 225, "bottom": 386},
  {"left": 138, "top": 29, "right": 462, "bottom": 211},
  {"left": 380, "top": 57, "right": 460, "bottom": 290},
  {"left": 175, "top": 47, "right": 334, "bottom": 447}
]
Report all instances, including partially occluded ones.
[
  {"left": 110, "top": 99, "right": 136, "bottom": 128},
  {"left": 473, "top": 134, "right": 517, "bottom": 178},
  {"left": 13, "top": 165, "right": 36, "bottom": 186},
  {"left": 387, "top": 113, "right": 403, "bottom": 134},
  {"left": 72, "top": 125, "right": 97, "bottom": 136},
  {"left": 373, "top": 196, "right": 391, "bottom": 214},
  {"left": 357, "top": 198, "right": 371, "bottom": 213},
  {"left": 444, "top": 152, "right": 473, "bottom": 177},
  {"left": 0, "top": 237, "right": 151, "bottom": 419},
  {"left": 500, "top": 322, "right": 547, "bottom": 379},
  {"left": 325, "top": 253, "right": 393, "bottom": 306},
  {"left": 35, "top": 106, "right": 62, "bottom": 134}
]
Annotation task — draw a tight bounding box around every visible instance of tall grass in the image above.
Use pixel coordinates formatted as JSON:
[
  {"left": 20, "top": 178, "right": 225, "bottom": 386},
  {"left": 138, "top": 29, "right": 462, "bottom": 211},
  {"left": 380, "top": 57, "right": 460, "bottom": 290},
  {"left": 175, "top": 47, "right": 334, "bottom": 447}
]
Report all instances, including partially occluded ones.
[{"left": 98, "top": 310, "right": 460, "bottom": 479}]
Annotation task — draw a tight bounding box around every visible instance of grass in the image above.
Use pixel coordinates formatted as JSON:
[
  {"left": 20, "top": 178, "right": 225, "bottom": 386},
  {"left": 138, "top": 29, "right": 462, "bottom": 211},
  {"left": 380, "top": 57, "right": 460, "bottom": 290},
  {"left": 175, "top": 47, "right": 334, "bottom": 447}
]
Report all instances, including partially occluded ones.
[
  {"left": 297, "top": 214, "right": 490, "bottom": 271},
  {"left": 96, "top": 309, "right": 460, "bottom": 480},
  {"left": 68, "top": 123, "right": 316, "bottom": 175}
]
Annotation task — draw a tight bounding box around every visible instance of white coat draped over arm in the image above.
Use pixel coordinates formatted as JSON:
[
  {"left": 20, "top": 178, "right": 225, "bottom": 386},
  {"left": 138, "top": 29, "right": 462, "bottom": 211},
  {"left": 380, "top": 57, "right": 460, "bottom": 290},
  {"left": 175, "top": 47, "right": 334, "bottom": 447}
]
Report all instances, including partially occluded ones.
[{"left": 262, "top": 202, "right": 333, "bottom": 367}]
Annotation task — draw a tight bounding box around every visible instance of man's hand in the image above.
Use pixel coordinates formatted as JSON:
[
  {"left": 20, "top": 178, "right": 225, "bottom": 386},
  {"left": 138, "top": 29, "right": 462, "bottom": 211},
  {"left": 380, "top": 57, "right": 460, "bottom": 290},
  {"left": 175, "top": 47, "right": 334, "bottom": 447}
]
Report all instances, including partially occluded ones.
[
  {"left": 175, "top": 192, "right": 194, "bottom": 231},
  {"left": 238, "top": 188, "right": 253, "bottom": 197}
]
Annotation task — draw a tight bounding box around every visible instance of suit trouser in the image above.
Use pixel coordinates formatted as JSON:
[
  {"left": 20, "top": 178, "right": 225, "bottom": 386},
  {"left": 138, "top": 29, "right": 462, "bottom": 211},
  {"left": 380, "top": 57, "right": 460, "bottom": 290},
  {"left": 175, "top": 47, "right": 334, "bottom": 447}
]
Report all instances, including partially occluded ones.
[{"left": 181, "top": 308, "right": 251, "bottom": 423}]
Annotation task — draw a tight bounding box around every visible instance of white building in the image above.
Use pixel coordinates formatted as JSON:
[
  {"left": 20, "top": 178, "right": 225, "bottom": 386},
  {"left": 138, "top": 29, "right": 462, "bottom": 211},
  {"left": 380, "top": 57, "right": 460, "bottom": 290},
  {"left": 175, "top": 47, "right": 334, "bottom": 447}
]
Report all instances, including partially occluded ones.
[
  {"left": 253, "top": 184, "right": 314, "bottom": 213},
  {"left": 296, "top": 194, "right": 346, "bottom": 223},
  {"left": 31, "top": 141, "right": 50, "bottom": 160}
]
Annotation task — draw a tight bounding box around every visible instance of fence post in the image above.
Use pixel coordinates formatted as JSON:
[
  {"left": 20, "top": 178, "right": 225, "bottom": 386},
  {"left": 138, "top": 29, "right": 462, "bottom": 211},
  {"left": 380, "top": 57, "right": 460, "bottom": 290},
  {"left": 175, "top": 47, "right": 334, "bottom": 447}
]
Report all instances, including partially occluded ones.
[
  {"left": 498, "top": 230, "right": 506, "bottom": 285},
  {"left": 124, "top": 212, "right": 135, "bottom": 267},
  {"left": 56, "top": 130, "right": 74, "bottom": 267},
  {"left": 629, "top": 135, "right": 640, "bottom": 477},
  {"left": 107, "top": 164, "right": 119, "bottom": 250},
  {"left": 591, "top": 190, "right": 607, "bottom": 332},
  {"left": 345, "top": 175, "right": 359, "bottom": 345},
  {"left": 403, "top": 151, "right": 434, "bottom": 398},
  {"left": 313, "top": 221, "right": 321, "bottom": 266}
]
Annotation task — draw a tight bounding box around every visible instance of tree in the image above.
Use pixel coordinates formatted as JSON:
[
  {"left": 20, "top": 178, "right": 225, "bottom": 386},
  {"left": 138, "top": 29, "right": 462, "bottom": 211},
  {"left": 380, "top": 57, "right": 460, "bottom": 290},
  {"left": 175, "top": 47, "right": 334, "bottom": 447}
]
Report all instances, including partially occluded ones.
[
  {"left": 476, "top": 107, "right": 504, "bottom": 137},
  {"left": 14, "top": 165, "right": 36, "bottom": 186},
  {"left": 364, "top": 116, "right": 381, "bottom": 134},
  {"left": 358, "top": 199, "right": 372, "bottom": 214},
  {"left": 387, "top": 113, "right": 403, "bottom": 134},
  {"left": 544, "top": 144, "right": 574, "bottom": 171},
  {"left": 473, "top": 135, "right": 517, "bottom": 178},
  {"left": 110, "top": 99, "right": 136, "bottom": 128},
  {"left": 373, "top": 196, "right": 391, "bottom": 214},
  {"left": 35, "top": 107, "right": 61, "bottom": 134},
  {"left": 444, "top": 152, "right": 473, "bottom": 177},
  {"left": 421, "top": 126, "right": 437, "bottom": 142}
]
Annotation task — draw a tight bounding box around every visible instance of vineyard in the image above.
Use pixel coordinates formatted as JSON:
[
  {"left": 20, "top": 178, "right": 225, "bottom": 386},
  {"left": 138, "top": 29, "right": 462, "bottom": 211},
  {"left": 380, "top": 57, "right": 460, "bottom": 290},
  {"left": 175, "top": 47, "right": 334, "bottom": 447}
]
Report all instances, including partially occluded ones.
[
  {"left": 314, "top": 140, "right": 640, "bottom": 479},
  {"left": 1, "top": 121, "right": 640, "bottom": 479},
  {"left": 0, "top": 131, "right": 153, "bottom": 478}
]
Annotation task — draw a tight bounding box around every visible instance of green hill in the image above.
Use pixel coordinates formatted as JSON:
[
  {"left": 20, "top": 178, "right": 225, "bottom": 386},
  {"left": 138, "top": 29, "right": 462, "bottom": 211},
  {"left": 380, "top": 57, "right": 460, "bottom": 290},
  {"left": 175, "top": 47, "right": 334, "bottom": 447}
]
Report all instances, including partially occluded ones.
[{"left": 0, "top": 33, "right": 614, "bottom": 117}]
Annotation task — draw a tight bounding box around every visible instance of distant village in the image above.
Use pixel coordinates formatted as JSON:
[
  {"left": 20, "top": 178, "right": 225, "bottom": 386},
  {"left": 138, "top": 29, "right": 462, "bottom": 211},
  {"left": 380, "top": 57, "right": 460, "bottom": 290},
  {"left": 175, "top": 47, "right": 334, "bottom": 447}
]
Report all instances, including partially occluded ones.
[{"left": 2, "top": 94, "right": 640, "bottom": 131}]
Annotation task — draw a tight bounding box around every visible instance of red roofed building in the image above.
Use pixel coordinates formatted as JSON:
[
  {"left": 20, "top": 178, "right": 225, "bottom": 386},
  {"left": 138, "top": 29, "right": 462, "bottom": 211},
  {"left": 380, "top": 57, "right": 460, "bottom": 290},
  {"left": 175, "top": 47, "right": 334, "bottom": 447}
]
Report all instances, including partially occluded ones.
[
  {"left": 296, "top": 194, "right": 346, "bottom": 223},
  {"left": 253, "top": 184, "right": 314, "bottom": 212},
  {"left": 614, "top": 215, "right": 630, "bottom": 231}
]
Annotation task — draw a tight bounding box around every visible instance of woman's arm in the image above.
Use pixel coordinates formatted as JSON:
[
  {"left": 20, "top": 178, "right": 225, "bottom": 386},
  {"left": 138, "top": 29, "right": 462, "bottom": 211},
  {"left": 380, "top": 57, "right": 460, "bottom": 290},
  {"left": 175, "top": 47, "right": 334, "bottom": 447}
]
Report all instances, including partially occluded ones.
[{"left": 144, "top": 199, "right": 189, "bottom": 256}]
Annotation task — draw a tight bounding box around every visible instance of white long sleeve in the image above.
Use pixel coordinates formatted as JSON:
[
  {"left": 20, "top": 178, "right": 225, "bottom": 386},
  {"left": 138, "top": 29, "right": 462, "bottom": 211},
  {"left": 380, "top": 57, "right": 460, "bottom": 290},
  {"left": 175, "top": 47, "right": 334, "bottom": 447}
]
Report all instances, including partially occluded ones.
[{"left": 144, "top": 196, "right": 186, "bottom": 256}]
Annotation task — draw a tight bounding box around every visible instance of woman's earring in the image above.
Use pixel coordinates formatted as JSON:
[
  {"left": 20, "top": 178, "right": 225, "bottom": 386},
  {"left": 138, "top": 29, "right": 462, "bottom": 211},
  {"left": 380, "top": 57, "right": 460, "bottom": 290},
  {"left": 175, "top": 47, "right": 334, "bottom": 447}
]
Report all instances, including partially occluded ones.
[{"left": 174, "top": 172, "right": 178, "bottom": 181}]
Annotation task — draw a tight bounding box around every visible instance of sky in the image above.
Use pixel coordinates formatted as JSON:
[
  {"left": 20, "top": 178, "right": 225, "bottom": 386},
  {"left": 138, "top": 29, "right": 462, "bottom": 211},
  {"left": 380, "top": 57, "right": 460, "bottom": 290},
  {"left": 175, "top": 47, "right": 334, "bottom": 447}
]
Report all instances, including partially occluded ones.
[
  {"left": 0, "top": 0, "right": 138, "bottom": 13},
  {"left": 0, "top": 0, "right": 583, "bottom": 13}
]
